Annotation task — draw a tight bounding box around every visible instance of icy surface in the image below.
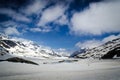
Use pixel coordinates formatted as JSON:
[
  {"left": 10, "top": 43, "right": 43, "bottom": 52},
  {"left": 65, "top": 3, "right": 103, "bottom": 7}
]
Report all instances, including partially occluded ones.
[{"left": 0, "top": 59, "right": 120, "bottom": 80}]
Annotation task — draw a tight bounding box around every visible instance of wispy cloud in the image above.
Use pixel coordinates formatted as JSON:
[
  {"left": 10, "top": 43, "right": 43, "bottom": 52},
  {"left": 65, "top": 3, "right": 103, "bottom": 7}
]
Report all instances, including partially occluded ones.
[
  {"left": 30, "top": 27, "right": 51, "bottom": 33},
  {"left": 19, "top": 0, "right": 70, "bottom": 33},
  {"left": 54, "top": 48, "right": 71, "bottom": 56},
  {"left": 76, "top": 39, "right": 101, "bottom": 49},
  {"left": 71, "top": 0, "right": 120, "bottom": 35},
  {"left": 1, "top": 0, "right": 120, "bottom": 35},
  {"left": 0, "top": 8, "right": 31, "bottom": 22},
  {"left": 75, "top": 34, "right": 120, "bottom": 49},
  {"left": 55, "top": 15, "right": 69, "bottom": 25},
  {"left": 37, "top": 5, "right": 67, "bottom": 26},
  {"left": 4, "top": 27, "right": 20, "bottom": 35},
  {"left": 102, "top": 34, "right": 120, "bottom": 42},
  {"left": 21, "top": 0, "right": 47, "bottom": 15},
  {"left": 0, "top": 21, "right": 28, "bottom": 36}
]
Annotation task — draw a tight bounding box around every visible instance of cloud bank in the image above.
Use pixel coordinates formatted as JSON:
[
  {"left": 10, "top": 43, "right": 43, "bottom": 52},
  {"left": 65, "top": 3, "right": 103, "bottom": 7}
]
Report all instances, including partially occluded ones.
[{"left": 71, "top": 0, "right": 120, "bottom": 35}]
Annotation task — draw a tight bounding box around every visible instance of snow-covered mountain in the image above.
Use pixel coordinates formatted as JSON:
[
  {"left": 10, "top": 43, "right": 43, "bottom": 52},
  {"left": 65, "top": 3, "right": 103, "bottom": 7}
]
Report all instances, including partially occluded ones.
[
  {"left": 0, "top": 34, "right": 65, "bottom": 59},
  {"left": 71, "top": 38, "right": 120, "bottom": 59}
]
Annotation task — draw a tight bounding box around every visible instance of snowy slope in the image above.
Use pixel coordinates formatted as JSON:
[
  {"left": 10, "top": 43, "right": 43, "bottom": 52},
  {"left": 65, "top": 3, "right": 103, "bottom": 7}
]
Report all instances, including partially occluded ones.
[
  {"left": 0, "top": 34, "right": 64, "bottom": 59},
  {"left": 71, "top": 38, "right": 120, "bottom": 59}
]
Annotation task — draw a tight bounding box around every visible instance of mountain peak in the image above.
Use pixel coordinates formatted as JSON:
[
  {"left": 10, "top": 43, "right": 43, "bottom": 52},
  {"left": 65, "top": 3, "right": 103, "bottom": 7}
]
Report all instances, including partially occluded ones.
[{"left": 0, "top": 33, "right": 9, "bottom": 40}]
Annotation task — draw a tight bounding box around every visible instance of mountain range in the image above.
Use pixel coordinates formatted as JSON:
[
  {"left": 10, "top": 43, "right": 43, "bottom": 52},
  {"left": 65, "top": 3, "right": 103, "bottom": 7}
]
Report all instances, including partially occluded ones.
[
  {"left": 1, "top": 33, "right": 120, "bottom": 60},
  {"left": 0, "top": 33, "right": 67, "bottom": 60},
  {"left": 71, "top": 38, "right": 120, "bottom": 59}
]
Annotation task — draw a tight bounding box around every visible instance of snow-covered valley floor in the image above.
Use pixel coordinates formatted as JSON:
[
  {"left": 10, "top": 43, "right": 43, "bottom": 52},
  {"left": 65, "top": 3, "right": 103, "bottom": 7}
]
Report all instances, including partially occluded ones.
[{"left": 0, "top": 59, "right": 120, "bottom": 80}]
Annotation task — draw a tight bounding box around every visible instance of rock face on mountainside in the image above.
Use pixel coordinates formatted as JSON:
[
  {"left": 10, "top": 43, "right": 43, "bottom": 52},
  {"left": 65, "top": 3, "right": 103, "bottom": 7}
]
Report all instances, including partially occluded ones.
[
  {"left": 101, "top": 47, "right": 120, "bottom": 59},
  {"left": 0, "top": 34, "right": 62, "bottom": 59},
  {"left": 0, "top": 57, "right": 39, "bottom": 65},
  {"left": 71, "top": 38, "right": 120, "bottom": 59}
]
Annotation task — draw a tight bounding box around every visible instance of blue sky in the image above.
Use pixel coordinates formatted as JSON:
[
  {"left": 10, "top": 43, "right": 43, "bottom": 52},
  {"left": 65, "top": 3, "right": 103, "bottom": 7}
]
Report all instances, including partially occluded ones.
[{"left": 0, "top": 0, "right": 120, "bottom": 51}]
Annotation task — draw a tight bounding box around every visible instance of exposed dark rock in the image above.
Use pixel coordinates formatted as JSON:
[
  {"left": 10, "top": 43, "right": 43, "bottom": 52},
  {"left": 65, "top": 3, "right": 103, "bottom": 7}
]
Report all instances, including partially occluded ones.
[
  {"left": 70, "top": 49, "right": 86, "bottom": 58},
  {"left": 101, "top": 47, "right": 120, "bottom": 59},
  {"left": 58, "top": 59, "right": 78, "bottom": 63},
  {"left": 2, "top": 40, "right": 17, "bottom": 47},
  {"left": 0, "top": 41, "right": 10, "bottom": 48},
  {"left": 0, "top": 57, "right": 39, "bottom": 65},
  {"left": 71, "top": 38, "right": 120, "bottom": 59},
  {"left": 0, "top": 60, "right": 5, "bottom": 62}
]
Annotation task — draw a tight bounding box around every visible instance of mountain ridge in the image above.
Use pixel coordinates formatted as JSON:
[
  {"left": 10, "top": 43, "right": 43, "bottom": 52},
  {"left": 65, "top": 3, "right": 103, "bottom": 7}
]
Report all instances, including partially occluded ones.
[
  {"left": 0, "top": 34, "right": 67, "bottom": 60},
  {"left": 71, "top": 38, "right": 120, "bottom": 59}
]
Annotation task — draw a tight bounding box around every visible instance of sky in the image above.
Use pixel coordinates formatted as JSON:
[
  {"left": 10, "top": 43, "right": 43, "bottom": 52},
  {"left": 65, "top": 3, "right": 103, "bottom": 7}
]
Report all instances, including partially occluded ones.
[{"left": 0, "top": 0, "right": 120, "bottom": 52}]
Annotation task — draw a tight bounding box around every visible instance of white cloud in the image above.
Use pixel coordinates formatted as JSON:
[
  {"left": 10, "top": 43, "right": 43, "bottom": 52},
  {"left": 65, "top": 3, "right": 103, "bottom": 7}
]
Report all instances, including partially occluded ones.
[
  {"left": 57, "top": 48, "right": 66, "bottom": 51},
  {"left": 4, "top": 27, "right": 20, "bottom": 35},
  {"left": 54, "top": 48, "right": 71, "bottom": 56},
  {"left": 75, "top": 39, "right": 102, "bottom": 49},
  {"left": 103, "top": 34, "right": 120, "bottom": 42},
  {"left": 0, "top": 8, "right": 30, "bottom": 22},
  {"left": 22, "top": 0, "right": 47, "bottom": 15},
  {"left": 30, "top": 28, "right": 42, "bottom": 32},
  {"left": 0, "top": 21, "right": 29, "bottom": 35},
  {"left": 37, "top": 5, "right": 66, "bottom": 26},
  {"left": 0, "top": 21, "right": 17, "bottom": 27},
  {"left": 71, "top": 0, "right": 120, "bottom": 35},
  {"left": 30, "top": 27, "right": 51, "bottom": 33},
  {"left": 55, "top": 15, "right": 68, "bottom": 25},
  {"left": 75, "top": 34, "right": 120, "bottom": 49}
]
